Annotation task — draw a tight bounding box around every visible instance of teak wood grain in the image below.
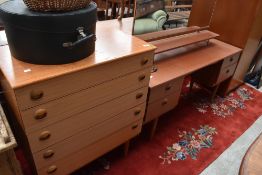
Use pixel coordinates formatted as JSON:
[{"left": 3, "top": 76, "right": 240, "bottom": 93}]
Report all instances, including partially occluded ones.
[
  {"left": 27, "top": 88, "right": 147, "bottom": 153},
  {"left": 150, "top": 39, "right": 241, "bottom": 88},
  {"left": 136, "top": 26, "right": 200, "bottom": 42},
  {"left": 145, "top": 91, "right": 180, "bottom": 123},
  {"left": 21, "top": 69, "right": 150, "bottom": 133},
  {"left": 148, "top": 76, "right": 184, "bottom": 103},
  {"left": 37, "top": 120, "right": 142, "bottom": 175},
  {"left": 188, "top": 0, "right": 217, "bottom": 27},
  {"left": 209, "top": 0, "right": 261, "bottom": 49},
  {"left": 150, "top": 30, "right": 219, "bottom": 54},
  {"left": 15, "top": 52, "right": 153, "bottom": 110},
  {"left": 32, "top": 107, "right": 145, "bottom": 170}
]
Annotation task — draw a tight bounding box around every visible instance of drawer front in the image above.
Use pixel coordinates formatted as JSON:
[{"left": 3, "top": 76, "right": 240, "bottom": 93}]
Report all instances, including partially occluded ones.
[
  {"left": 144, "top": 92, "right": 180, "bottom": 123},
  {"left": 33, "top": 106, "right": 145, "bottom": 169},
  {"left": 37, "top": 120, "right": 142, "bottom": 175},
  {"left": 217, "top": 63, "right": 238, "bottom": 84},
  {"left": 28, "top": 99, "right": 146, "bottom": 153},
  {"left": 148, "top": 76, "right": 184, "bottom": 103},
  {"left": 21, "top": 70, "right": 150, "bottom": 133},
  {"left": 15, "top": 51, "right": 154, "bottom": 110},
  {"left": 221, "top": 53, "right": 240, "bottom": 69}
]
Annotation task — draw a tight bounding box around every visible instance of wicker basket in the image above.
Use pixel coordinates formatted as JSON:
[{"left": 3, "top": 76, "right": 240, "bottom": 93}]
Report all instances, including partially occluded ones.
[{"left": 23, "top": 0, "right": 91, "bottom": 12}]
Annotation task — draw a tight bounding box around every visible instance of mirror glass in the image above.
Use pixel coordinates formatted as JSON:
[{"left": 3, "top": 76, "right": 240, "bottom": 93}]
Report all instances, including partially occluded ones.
[
  {"left": 133, "top": 0, "right": 216, "bottom": 35},
  {"left": 132, "top": 0, "right": 193, "bottom": 35}
]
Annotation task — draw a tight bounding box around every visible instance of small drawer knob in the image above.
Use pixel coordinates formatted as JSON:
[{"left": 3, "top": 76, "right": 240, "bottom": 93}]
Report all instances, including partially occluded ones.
[
  {"left": 39, "top": 131, "right": 51, "bottom": 141},
  {"left": 226, "top": 69, "right": 230, "bottom": 73},
  {"left": 35, "top": 109, "right": 47, "bottom": 120},
  {"left": 132, "top": 124, "right": 138, "bottom": 130},
  {"left": 136, "top": 93, "right": 143, "bottom": 99},
  {"left": 162, "top": 99, "right": 168, "bottom": 106},
  {"left": 138, "top": 75, "right": 146, "bottom": 81},
  {"left": 165, "top": 85, "right": 172, "bottom": 91},
  {"left": 134, "top": 109, "right": 141, "bottom": 116},
  {"left": 141, "top": 58, "right": 149, "bottom": 65},
  {"left": 230, "top": 57, "right": 234, "bottom": 62},
  {"left": 30, "top": 90, "right": 44, "bottom": 100},
  {"left": 43, "top": 150, "right": 55, "bottom": 159},
  {"left": 47, "top": 165, "right": 57, "bottom": 174}
]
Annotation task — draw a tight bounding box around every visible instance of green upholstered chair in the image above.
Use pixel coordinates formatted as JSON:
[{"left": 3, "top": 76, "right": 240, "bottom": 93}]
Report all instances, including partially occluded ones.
[{"left": 133, "top": 10, "right": 167, "bottom": 35}]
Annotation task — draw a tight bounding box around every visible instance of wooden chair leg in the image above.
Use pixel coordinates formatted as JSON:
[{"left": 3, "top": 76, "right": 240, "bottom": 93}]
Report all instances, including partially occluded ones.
[
  {"left": 150, "top": 118, "right": 159, "bottom": 140},
  {"left": 123, "top": 140, "right": 130, "bottom": 156}
]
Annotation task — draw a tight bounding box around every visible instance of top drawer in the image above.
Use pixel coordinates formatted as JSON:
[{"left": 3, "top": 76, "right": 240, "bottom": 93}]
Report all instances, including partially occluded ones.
[
  {"left": 15, "top": 51, "right": 154, "bottom": 110},
  {"left": 221, "top": 53, "right": 240, "bottom": 69}
]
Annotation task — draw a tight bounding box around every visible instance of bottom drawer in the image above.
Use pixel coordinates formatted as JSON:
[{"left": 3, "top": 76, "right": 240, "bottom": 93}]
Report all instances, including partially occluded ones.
[
  {"left": 37, "top": 120, "right": 142, "bottom": 175},
  {"left": 33, "top": 103, "right": 145, "bottom": 170},
  {"left": 217, "top": 63, "right": 237, "bottom": 83},
  {"left": 144, "top": 92, "right": 180, "bottom": 123}
]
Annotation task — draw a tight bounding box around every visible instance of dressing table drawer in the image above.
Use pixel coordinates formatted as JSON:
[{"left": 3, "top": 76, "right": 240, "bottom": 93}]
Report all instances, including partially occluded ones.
[
  {"left": 221, "top": 53, "right": 240, "bottom": 69},
  {"left": 148, "top": 77, "right": 184, "bottom": 103},
  {"left": 37, "top": 120, "right": 143, "bottom": 175},
  {"left": 217, "top": 63, "right": 238, "bottom": 83},
  {"left": 32, "top": 107, "right": 145, "bottom": 170},
  {"left": 144, "top": 92, "right": 180, "bottom": 123},
  {"left": 15, "top": 51, "right": 154, "bottom": 110},
  {"left": 21, "top": 70, "right": 150, "bottom": 133}
]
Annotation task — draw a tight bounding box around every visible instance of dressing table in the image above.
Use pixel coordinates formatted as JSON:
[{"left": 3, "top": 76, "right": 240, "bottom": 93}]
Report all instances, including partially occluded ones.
[{"left": 0, "top": 17, "right": 242, "bottom": 174}]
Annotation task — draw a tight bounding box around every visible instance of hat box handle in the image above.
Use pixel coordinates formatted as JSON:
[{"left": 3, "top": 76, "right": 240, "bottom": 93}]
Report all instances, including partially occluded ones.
[{"left": 63, "top": 27, "right": 96, "bottom": 49}]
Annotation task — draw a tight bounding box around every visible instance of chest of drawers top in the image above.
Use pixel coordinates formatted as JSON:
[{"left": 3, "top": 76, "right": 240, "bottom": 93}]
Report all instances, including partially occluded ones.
[{"left": 0, "top": 20, "right": 155, "bottom": 89}]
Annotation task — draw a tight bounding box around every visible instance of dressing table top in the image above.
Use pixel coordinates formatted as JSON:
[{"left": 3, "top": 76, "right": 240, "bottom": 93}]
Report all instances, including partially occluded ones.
[{"left": 150, "top": 39, "right": 242, "bottom": 88}]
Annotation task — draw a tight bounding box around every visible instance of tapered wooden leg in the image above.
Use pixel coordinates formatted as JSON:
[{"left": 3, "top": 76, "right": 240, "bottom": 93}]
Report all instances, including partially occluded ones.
[
  {"left": 150, "top": 118, "right": 159, "bottom": 140},
  {"left": 124, "top": 140, "right": 130, "bottom": 156},
  {"left": 211, "top": 84, "right": 220, "bottom": 102}
]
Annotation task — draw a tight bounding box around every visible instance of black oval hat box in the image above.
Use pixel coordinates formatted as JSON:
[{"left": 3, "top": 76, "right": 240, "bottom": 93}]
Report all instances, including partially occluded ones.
[{"left": 0, "top": 0, "right": 97, "bottom": 65}]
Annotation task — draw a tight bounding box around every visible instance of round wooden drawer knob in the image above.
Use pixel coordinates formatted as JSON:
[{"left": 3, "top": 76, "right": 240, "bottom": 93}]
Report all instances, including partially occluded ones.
[
  {"left": 43, "top": 150, "right": 55, "bottom": 159},
  {"left": 47, "top": 165, "right": 57, "bottom": 174},
  {"left": 132, "top": 124, "right": 138, "bottom": 130},
  {"left": 165, "top": 85, "right": 172, "bottom": 91},
  {"left": 141, "top": 58, "right": 149, "bottom": 65},
  {"left": 162, "top": 99, "right": 168, "bottom": 106},
  {"left": 35, "top": 109, "right": 47, "bottom": 120},
  {"left": 226, "top": 69, "right": 230, "bottom": 73},
  {"left": 138, "top": 75, "right": 146, "bottom": 81},
  {"left": 134, "top": 109, "right": 141, "bottom": 116},
  {"left": 136, "top": 93, "right": 143, "bottom": 99},
  {"left": 30, "top": 90, "right": 44, "bottom": 100},
  {"left": 39, "top": 131, "right": 51, "bottom": 141},
  {"left": 230, "top": 57, "right": 234, "bottom": 62}
]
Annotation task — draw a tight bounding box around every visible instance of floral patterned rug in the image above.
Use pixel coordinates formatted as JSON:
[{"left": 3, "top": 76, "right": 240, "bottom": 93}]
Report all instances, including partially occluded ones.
[{"left": 89, "top": 80, "right": 262, "bottom": 175}]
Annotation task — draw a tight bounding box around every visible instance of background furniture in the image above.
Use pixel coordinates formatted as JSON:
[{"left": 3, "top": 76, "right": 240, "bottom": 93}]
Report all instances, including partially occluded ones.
[
  {"left": 133, "top": 10, "right": 167, "bottom": 35},
  {"left": 0, "top": 20, "right": 155, "bottom": 175},
  {"left": 0, "top": 104, "right": 22, "bottom": 175},
  {"left": 240, "top": 134, "right": 262, "bottom": 175}
]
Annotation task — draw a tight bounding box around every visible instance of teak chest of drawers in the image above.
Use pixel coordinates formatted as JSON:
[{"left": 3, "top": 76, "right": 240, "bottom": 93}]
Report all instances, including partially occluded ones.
[{"left": 0, "top": 21, "right": 156, "bottom": 175}]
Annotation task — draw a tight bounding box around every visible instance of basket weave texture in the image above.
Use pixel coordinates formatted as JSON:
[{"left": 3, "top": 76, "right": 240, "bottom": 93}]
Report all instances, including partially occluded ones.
[{"left": 23, "top": 0, "right": 91, "bottom": 12}]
